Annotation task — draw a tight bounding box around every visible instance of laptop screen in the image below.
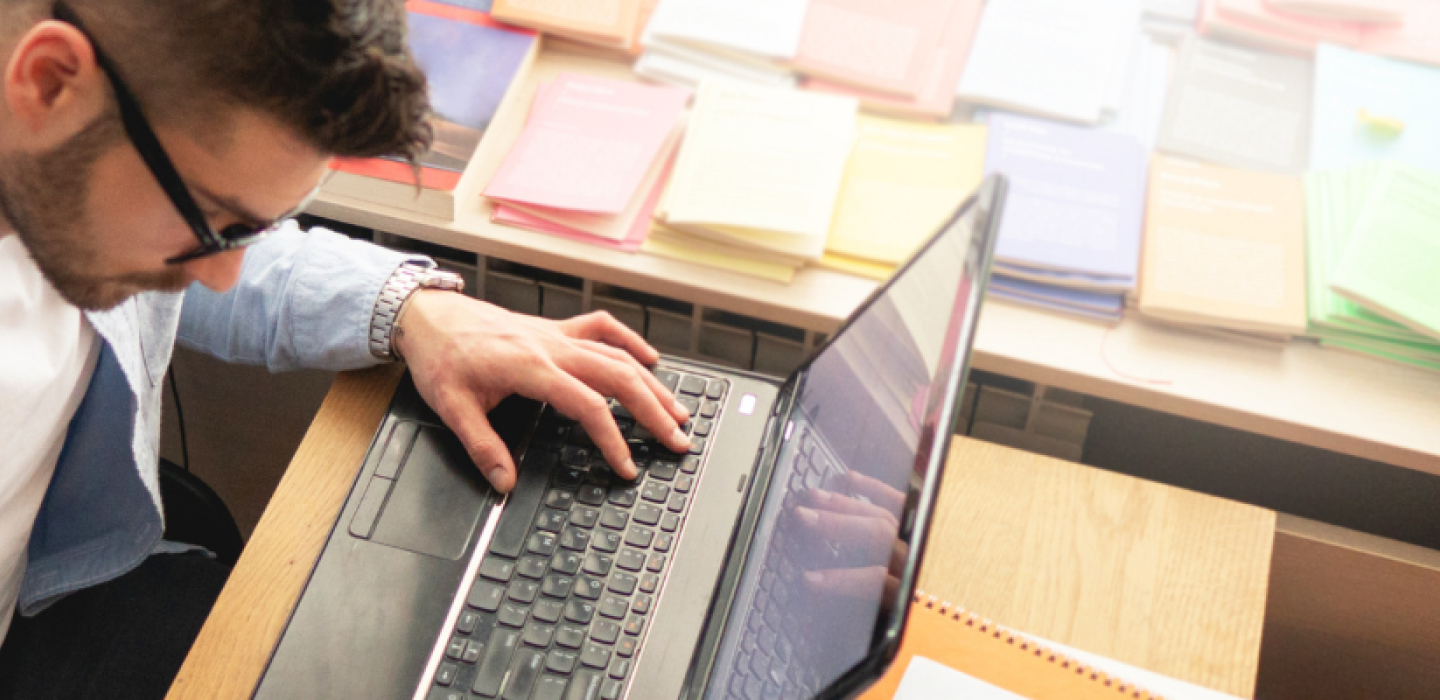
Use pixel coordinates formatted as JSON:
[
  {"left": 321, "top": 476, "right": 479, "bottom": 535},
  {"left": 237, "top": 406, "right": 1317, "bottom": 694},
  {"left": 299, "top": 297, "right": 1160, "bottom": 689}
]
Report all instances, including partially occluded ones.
[{"left": 705, "top": 179, "right": 1001, "bottom": 700}]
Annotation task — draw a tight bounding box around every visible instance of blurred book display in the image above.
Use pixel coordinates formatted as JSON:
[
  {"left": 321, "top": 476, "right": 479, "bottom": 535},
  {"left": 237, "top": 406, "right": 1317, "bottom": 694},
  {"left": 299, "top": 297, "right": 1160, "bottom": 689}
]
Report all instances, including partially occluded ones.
[
  {"left": 1309, "top": 43, "right": 1440, "bottom": 171},
  {"left": 636, "top": 0, "right": 807, "bottom": 88},
  {"left": 490, "top": 0, "right": 644, "bottom": 51},
  {"left": 324, "top": 1, "right": 536, "bottom": 219},
  {"left": 1138, "top": 156, "right": 1307, "bottom": 337},
  {"left": 1198, "top": 0, "right": 1440, "bottom": 67},
  {"left": 791, "top": 0, "right": 959, "bottom": 99}
]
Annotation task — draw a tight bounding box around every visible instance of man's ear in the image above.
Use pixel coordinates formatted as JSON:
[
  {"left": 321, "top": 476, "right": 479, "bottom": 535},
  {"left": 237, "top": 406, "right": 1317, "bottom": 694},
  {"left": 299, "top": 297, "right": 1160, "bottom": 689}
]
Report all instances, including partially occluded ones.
[{"left": 4, "top": 20, "right": 106, "bottom": 146}]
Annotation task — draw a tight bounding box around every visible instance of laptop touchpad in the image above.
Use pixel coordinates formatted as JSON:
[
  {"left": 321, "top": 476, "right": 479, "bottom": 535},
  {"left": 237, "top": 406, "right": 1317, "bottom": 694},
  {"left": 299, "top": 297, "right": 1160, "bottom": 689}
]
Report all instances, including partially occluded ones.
[{"left": 370, "top": 425, "right": 490, "bottom": 560}]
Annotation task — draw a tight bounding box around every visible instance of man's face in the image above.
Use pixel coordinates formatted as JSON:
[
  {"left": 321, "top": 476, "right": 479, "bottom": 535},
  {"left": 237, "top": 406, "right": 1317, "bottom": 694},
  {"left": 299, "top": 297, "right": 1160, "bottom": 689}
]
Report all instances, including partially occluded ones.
[{"left": 0, "top": 106, "right": 329, "bottom": 311}]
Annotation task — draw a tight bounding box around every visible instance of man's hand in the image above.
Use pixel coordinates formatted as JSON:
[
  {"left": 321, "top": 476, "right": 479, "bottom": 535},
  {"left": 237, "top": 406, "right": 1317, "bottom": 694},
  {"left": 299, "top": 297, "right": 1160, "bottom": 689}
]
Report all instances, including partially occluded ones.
[{"left": 394, "top": 290, "right": 692, "bottom": 493}]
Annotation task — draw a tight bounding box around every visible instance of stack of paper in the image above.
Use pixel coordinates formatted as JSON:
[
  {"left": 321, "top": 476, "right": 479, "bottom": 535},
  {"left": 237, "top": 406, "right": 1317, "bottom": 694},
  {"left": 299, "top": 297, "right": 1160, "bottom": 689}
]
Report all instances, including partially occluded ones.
[
  {"left": 484, "top": 73, "right": 689, "bottom": 251},
  {"left": 491, "top": 0, "right": 653, "bottom": 52},
  {"left": 325, "top": 4, "right": 537, "bottom": 219},
  {"left": 635, "top": 0, "right": 807, "bottom": 89},
  {"left": 1098, "top": 28, "right": 1176, "bottom": 150},
  {"left": 1198, "top": 0, "right": 1440, "bottom": 68},
  {"left": 648, "top": 80, "right": 858, "bottom": 282},
  {"left": 1156, "top": 36, "right": 1312, "bottom": 175},
  {"left": 957, "top": 0, "right": 1138, "bottom": 124},
  {"left": 1138, "top": 155, "right": 1308, "bottom": 337},
  {"left": 982, "top": 113, "right": 1148, "bottom": 323},
  {"left": 1310, "top": 43, "right": 1440, "bottom": 172},
  {"left": 1305, "top": 163, "right": 1440, "bottom": 370},
  {"left": 804, "top": 0, "right": 983, "bottom": 120},
  {"left": 819, "top": 115, "right": 987, "bottom": 279}
]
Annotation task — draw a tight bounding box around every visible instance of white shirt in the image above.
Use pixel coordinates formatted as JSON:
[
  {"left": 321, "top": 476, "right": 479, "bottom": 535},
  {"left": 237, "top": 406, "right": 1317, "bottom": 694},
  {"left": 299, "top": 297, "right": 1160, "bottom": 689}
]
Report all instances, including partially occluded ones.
[{"left": 0, "top": 235, "right": 99, "bottom": 641}]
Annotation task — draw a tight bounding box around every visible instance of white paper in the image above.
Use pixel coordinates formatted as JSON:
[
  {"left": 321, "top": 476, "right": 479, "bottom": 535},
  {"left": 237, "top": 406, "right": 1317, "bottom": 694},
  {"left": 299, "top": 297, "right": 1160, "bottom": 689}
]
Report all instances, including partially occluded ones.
[
  {"left": 643, "top": 0, "right": 812, "bottom": 61},
  {"left": 635, "top": 40, "right": 797, "bottom": 90},
  {"left": 958, "top": 0, "right": 1138, "bottom": 124}
]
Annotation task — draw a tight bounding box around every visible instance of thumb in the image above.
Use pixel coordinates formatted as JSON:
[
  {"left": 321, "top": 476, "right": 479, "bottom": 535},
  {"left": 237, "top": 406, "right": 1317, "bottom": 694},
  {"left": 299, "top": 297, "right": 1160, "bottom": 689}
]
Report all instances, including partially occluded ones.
[{"left": 445, "top": 397, "right": 517, "bottom": 493}]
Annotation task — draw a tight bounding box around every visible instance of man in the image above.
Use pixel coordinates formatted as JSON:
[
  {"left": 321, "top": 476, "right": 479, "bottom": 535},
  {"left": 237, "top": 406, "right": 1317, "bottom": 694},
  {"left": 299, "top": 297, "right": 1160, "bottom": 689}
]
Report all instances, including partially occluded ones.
[{"left": 0, "top": 0, "right": 690, "bottom": 696}]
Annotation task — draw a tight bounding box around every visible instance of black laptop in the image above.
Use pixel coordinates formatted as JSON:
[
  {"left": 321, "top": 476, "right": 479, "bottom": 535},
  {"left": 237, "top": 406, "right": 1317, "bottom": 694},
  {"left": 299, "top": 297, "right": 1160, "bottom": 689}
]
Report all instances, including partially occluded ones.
[{"left": 253, "top": 174, "right": 1007, "bottom": 700}]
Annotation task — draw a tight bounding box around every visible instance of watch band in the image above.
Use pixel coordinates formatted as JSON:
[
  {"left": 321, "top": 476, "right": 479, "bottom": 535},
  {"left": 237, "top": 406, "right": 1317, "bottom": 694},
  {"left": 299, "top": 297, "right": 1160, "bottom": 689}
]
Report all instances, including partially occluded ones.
[{"left": 369, "top": 262, "right": 465, "bottom": 362}]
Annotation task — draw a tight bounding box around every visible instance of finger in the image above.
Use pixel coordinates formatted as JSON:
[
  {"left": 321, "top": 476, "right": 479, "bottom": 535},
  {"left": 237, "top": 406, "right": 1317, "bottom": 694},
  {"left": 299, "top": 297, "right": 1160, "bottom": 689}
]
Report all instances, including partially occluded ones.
[
  {"left": 844, "top": 471, "right": 908, "bottom": 515},
  {"left": 559, "top": 343, "right": 690, "bottom": 454},
  {"left": 802, "top": 566, "right": 893, "bottom": 600},
  {"left": 577, "top": 340, "right": 691, "bottom": 424},
  {"left": 543, "top": 370, "right": 638, "bottom": 480},
  {"left": 560, "top": 311, "right": 660, "bottom": 366},
  {"left": 793, "top": 505, "right": 895, "bottom": 561},
  {"left": 801, "top": 488, "right": 899, "bottom": 527},
  {"left": 435, "top": 389, "right": 517, "bottom": 493}
]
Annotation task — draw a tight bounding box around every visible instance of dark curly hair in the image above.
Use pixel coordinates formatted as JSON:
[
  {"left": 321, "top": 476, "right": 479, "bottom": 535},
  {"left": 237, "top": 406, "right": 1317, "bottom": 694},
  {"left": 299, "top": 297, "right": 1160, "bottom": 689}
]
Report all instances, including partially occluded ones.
[{"left": 4, "top": 0, "right": 433, "bottom": 163}]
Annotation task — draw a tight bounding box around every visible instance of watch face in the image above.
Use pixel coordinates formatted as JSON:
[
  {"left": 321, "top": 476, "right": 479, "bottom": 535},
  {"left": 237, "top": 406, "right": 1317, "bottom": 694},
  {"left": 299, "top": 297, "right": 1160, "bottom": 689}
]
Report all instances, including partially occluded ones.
[{"left": 421, "top": 270, "right": 466, "bottom": 294}]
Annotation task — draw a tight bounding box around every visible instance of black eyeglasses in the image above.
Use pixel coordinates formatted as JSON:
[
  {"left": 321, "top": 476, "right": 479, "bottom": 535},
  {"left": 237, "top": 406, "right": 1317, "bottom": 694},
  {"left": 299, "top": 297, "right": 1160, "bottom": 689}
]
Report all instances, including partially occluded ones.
[{"left": 53, "top": 2, "right": 318, "bottom": 264}]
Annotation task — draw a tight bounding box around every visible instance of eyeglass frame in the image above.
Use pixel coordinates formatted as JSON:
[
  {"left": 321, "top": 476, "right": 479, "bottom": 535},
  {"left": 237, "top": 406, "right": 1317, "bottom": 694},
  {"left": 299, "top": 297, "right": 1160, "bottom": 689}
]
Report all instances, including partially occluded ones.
[{"left": 51, "top": 1, "right": 320, "bottom": 264}]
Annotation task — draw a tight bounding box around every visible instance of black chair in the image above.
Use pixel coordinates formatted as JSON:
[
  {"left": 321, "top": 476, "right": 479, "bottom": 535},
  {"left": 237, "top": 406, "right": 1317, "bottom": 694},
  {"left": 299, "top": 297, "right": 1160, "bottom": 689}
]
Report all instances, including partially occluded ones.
[{"left": 157, "top": 459, "right": 245, "bottom": 567}]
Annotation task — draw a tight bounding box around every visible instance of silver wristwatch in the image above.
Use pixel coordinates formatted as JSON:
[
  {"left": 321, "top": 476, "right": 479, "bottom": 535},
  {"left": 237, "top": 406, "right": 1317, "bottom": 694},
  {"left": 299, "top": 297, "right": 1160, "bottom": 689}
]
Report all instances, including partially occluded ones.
[{"left": 369, "top": 262, "right": 466, "bottom": 362}]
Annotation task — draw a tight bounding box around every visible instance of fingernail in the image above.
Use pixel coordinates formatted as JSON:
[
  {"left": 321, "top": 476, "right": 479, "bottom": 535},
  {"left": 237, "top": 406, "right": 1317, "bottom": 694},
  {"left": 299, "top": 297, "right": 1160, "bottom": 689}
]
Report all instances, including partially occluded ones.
[
  {"left": 625, "top": 458, "right": 638, "bottom": 476},
  {"left": 670, "top": 428, "right": 690, "bottom": 446},
  {"left": 673, "top": 400, "right": 690, "bottom": 417}
]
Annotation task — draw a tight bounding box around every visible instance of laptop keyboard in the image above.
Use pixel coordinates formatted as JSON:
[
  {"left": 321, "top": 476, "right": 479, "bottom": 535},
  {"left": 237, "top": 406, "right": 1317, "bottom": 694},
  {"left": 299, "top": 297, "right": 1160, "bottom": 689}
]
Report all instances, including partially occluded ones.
[{"left": 427, "top": 368, "right": 728, "bottom": 700}]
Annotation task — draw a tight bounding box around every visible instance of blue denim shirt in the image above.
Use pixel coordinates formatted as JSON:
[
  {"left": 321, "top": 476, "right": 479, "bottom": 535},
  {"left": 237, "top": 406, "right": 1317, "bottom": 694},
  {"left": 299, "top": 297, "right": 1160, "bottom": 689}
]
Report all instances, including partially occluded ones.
[{"left": 19, "top": 222, "right": 427, "bottom": 616}]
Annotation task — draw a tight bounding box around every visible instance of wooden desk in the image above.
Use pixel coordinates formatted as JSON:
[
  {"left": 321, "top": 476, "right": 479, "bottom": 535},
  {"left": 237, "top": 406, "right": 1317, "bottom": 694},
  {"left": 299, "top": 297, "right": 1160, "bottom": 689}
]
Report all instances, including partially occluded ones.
[{"left": 168, "top": 367, "right": 1274, "bottom": 698}]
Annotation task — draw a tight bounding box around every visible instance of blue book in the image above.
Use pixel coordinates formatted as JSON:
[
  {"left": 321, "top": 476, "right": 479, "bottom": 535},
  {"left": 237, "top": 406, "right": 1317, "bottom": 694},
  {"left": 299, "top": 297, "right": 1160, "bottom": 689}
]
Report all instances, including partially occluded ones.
[
  {"left": 983, "top": 113, "right": 1147, "bottom": 279},
  {"left": 990, "top": 276, "right": 1124, "bottom": 323}
]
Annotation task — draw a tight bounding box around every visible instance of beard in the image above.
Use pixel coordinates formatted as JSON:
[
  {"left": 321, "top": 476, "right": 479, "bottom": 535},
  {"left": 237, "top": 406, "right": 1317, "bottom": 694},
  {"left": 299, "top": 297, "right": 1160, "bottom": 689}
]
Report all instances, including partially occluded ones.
[{"left": 0, "top": 113, "right": 187, "bottom": 311}]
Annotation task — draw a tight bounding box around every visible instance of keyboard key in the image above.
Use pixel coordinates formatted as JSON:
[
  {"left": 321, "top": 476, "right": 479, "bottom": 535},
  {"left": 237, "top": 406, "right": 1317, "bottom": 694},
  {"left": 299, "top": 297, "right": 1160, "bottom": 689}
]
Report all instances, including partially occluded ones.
[
  {"left": 489, "top": 459, "right": 551, "bottom": 558},
  {"left": 647, "top": 554, "right": 667, "bottom": 573},
  {"left": 660, "top": 513, "right": 680, "bottom": 533},
  {"left": 501, "top": 648, "right": 546, "bottom": 700},
  {"left": 582, "top": 552, "right": 614, "bottom": 576},
  {"left": 678, "top": 396, "right": 701, "bottom": 417},
  {"left": 575, "top": 575, "right": 605, "bottom": 600},
  {"left": 480, "top": 557, "right": 516, "bottom": 582},
  {"left": 691, "top": 418, "right": 713, "bottom": 437},
  {"left": 608, "top": 572, "right": 638, "bottom": 595},
  {"left": 616, "top": 549, "right": 646, "bottom": 572},
  {"left": 536, "top": 509, "right": 567, "bottom": 533},
  {"left": 544, "top": 489, "right": 575, "bottom": 510},
  {"left": 607, "top": 487, "right": 638, "bottom": 508},
  {"left": 472, "top": 628, "right": 521, "bottom": 697},
  {"left": 639, "top": 573, "right": 660, "bottom": 593},
  {"left": 457, "top": 610, "right": 482, "bottom": 635},
  {"left": 508, "top": 579, "right": 539, "bottom": 604},
  {"left": 699, "top": 400, "right": 720, "bottom": 419},
  {"left": 499, "top": 601, "right": 529, "bottom": 628},
  {"left": 541, "top": 574, "right": 574, "bottom": 599},
  {"left": 447, "top": 636, "right": 466, "bottom": 660},
  {"left": 580, "top": 643, "right": 611, "bottom": 669},
  {"left": 533, "top": 599, "right": 564, "bottom": 624},
  {"left": 533, "top": 674, "right": 569, "bottom": 700},
  {"left": 654, "top": 533, "right": 674, "bottom": 553},
  {"left": 674, "top": 474, "right": 694, "bottom": 493},
  {"left": 599, "top": 594, "right": 629, "bottom": 619},
  {"left": 468, "top": 581, "right": 505, "bottom": 612},
  {"left": 592, "top": 531, "right": 622, "bottom": 553},
  {"left": 617, "top": 637, "right": 638, "bottom": 658},
  {"left": 554, "top": 631, "right": 590, "bottom": 660},
  {"left": 576, "top": 485, "right": 606, "bottom": 506},
  {"left": 641, "top": 482, "right": 670, "bottom": 503},
  {"left": 602, "top": 678, "right": 623, "bottom": 700},
  {"left": 560, "top": 526, "right": 591, "bottom": 551},
  {"left": 561, "top": 445, "right": 590, "bottom": 467},
  {"left": 633, "top": 504, "right": 662, "bottom": 526},
  {"left": 689, "top": 438, "right": 707, "bottom": 455},
  {"left": 654, "top": 369, "right": 680, "bottom": 393},
  {"left": 463, "top": 640, "right": 483, "bottom": 664},
  {"left": 631, "top": 595, "right": 652, "bottom": 615},
  {"left": 518, "top": 555, "right": 548, "bottom": 579},
  {"left": 523, "top": 623, "right": 555, "bottom": 648},
  {"left": 625, "top": 527, "right": 654, "bottom": 549},
  {"left": 609, "top": 657, "right": 632, "bottom": 679},
  {"left": 552, "top": 467, "right": 584, "bottom": 490},
  {"left": 647, "top": 462, "right": 677, "bottom": 481},
  {"left": 678, "top": 375, "right": 706, "bottom": 396},
  {"left": 591, "top": 620, "right": 621, "bottom": 644},
  {"left": 569, "top": 506, "right": 600, "bottom": 529},
  {"left": 550, "top": 550, "right": 582, "bottom": 576},
  {"left": 680, "top": 456, "right": 701, "bottom": 474},
  {"left": 610, "top": 399, "right": 633, "bottom": 421},
  {"left": 430, "top": 688, "right": 465, "bottom": 700},
  {"left": 566, "top": 669, "right": 604, "bottom": 700},
  {"left": 547, "top": 648, "right": 579, "bottom": 674},
  {"left": 629, "top": 423, "right": 656, "bottom": 442},
  {"left": 599, "top": 508, "right": 629, "bottom": 531},
  {"left": 527, "top": 532, "right": 558, "bottom": 556},
  {"left": 706, "top": 380, "right": 725, "bottom": 400},
  {"left": 564, "top": 599, "right": 596, "bottom": 624},
  {"left": 566, "top": 424, "right": 594, "bottom": 447},
  {"left": 668, "top": 495, "right": 688, "bottom": 513},
  {"left": 623, "top": 615, "right": 646, "bottom": 636},
  {"left": 435, "top": 661, "right": 458, "bottom": 686}
]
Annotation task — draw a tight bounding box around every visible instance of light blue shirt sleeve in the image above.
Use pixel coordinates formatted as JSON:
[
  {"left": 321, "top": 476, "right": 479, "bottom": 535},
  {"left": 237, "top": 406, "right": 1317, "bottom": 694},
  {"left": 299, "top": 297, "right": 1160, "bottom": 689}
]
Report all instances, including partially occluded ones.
[{"left": 177, "top": 221, "right": 432, "bottom": 372}]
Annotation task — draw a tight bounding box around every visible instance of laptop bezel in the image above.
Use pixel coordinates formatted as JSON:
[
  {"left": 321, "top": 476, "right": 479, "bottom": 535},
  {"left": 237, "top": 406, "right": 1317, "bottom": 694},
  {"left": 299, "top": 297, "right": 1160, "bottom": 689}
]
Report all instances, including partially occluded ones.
[{"left": 687, "top": 174, "right": 1009, "bottom": 700}]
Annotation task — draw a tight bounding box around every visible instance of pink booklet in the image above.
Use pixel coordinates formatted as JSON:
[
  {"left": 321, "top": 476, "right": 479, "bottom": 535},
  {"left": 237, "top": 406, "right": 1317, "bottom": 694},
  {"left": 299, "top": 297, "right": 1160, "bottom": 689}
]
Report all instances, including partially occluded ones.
[
  {"left": 484, "top": 72, "right": 688, "bottom": 213},
  {"left": 490, "top": 153, "right": 671, "bottom": 252},
  {"left": 792, "top": 0, "right": 957, "bottom": 98}
]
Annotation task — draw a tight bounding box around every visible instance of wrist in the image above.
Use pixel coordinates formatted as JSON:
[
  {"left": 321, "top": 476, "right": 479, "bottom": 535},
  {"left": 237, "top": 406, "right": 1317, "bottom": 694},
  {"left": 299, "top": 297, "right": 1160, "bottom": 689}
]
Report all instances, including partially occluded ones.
[{"left": 369, "top": 263, "right": 464, "bottom": 362}]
